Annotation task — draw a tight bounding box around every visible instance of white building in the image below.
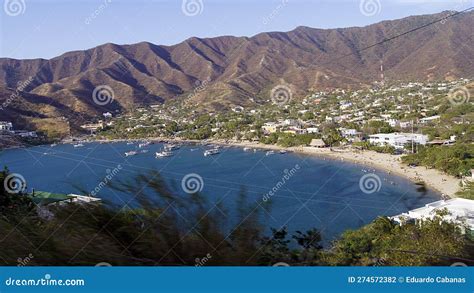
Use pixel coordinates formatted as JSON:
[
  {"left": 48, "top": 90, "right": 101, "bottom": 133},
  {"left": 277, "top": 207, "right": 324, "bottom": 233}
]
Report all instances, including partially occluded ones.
[
  {"left": 391, "top": 198, "right": 474, "bottom": 238},
  {"left": 387, "top": 118, "right": 400, "bottom": 128},
  {"left": 0, "top": 121, "right": 13, "bottom": 132},
  {"left": 369, "top": 133, "right": 429, "bottom": 149},
  {"left": 420, "top": 115, "right": 441, "bottom": 124},
  {"left": 103, "top": 112, "right": 113, "bottom": 118}
]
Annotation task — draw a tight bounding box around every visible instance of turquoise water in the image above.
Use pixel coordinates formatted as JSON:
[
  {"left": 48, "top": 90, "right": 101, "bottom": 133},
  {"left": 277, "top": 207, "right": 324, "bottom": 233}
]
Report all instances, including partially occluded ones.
[{"left": 0, "top": 142, "right": 440, "bottom": 243}]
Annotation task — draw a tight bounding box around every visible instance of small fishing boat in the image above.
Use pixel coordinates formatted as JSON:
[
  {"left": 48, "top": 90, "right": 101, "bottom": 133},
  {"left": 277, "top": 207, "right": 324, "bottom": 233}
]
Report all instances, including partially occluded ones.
[
  {"left": 279, "top": 150, "right": 287, "bottom": 154},
  {"left": 155, "top": 151, "right": 173, "bottom": 158},
  {"left": 265, "top": 150, "right": 275, "bottom": 156},
  {"left": 138, "top": 141, "right": 151, "bottom": 148},
  {"left": 126, "top": 141, "right": 134, "bottom": 145},
  {"left": 204, "top": 148, "right": 220, "bottom": 157},
  {"left": 243, "top": 147, "right": 252, "bottom": 152},
  {"left": 125, "top": 151, "right": 138, "bottom": 157},
  {"left": 50, "top": 143, "right": 57, "bottom": 147},
  {"left": 73, "top": 143, "right": 84, "bottom": 148},
  {"left": 164, "top": 144, "right": 180, "bottom": 151}
]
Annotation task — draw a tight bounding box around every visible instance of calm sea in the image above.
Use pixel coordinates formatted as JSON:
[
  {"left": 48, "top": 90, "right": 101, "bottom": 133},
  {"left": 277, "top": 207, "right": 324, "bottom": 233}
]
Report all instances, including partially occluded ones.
[{"left": 0, "top": 142, "right": 440, "bottom": 243}]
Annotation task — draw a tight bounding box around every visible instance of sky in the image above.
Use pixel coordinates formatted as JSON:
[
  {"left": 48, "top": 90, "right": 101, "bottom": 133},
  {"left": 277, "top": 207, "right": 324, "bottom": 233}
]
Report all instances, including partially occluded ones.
[{"left": 1, "top": 0, "right": 473, "bottom": 59}]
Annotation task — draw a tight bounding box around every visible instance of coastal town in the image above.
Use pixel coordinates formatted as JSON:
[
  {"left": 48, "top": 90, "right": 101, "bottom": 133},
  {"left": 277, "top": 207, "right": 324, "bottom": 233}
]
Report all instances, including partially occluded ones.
[
  {"left": 57, "top": 78, "right": 470, "bottom": 198},
  {"left": 1, "top": 78, "right": 472, "bottom": 198}
]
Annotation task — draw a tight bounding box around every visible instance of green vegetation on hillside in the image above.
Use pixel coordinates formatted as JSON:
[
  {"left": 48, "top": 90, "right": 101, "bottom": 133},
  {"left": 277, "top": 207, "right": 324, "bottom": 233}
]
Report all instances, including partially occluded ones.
[{"left": 402, "top": 144, "right": 474, "bottom": 178}]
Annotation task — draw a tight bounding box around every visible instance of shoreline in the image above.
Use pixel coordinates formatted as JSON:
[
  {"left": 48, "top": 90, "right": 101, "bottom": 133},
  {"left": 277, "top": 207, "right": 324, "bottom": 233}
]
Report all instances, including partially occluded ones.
[
  {"left": 212, "top": 140, "right": 460, "bottom": 199},
  {"left": 95, "top": 137, "right": 460, "bottom": 198},
  {"left": 5, "top": 137, "right": 462, "bottom": 198}
]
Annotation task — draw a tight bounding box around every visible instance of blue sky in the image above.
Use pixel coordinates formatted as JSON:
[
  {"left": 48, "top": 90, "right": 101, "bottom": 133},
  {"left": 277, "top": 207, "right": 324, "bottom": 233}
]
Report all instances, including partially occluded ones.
[{"left": 1, "top": 0, "right": 473, "bottom": 59}]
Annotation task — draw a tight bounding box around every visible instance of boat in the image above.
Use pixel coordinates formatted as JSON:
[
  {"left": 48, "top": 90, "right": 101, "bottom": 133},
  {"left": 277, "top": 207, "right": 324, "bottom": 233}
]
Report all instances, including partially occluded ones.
[
  {"left": 50, "top": 143, "right": 57, "bottom": 147},
  {"left": 138, "top": 141, "right": 151, "bottom": 148},
  {"left": 73, "top": 143, "right": 84, "bottom": 148},
  {"left": 243, "top": 147, "right": 252, "bottom": 152},
  {"left": 279, "top": 150, "right": 287, "bottom": 154},
  {"left": 204, "top": 148, "right": 220, "bottom": 157},
  {"left": 164, "top": 144, "right": 180, "bottom": 151},
  {"left": 265, "top": 150, "right": 275, "bottom": 156},
  {"left": 126, "top": 141, "right": 134, "bottom": 145},
  {"left": 155, "top": 151, "right": 173, "bottom": 158},
  {"left": 125, "top": 151, "right": 138, "bottom": 157}
]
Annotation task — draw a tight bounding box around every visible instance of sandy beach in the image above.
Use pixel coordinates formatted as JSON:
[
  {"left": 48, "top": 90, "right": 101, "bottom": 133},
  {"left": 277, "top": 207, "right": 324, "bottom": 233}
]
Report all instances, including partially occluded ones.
[{"left": 210, "top": 140, "right": 461, "bottom": 198}]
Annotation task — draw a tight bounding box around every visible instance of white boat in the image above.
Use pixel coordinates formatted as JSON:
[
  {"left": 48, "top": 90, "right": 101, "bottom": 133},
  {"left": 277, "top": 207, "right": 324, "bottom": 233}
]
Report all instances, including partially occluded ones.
[
  {"left": 73, "top": 143, "right": 84, "bottom": 148},
  {"left": 243, "top": 147, "right": 252, "bottom": 152},
  {"left": 126, "top": 141, "right": 134, "bottom": 145},
  {"left": 164, "top": 144, "right": 180, "bottom": 151},
  {"left": 138, "top": 141, "right": 151, "bottom": 148},
  {"left": 125, "top": 151, "right": 138, "bottom": 157},
  {"left": 279, "top": 150, "right": 287, "bottom": 154},
  {"left": 50, "top": 143, "right": 57, "bottom": 147},
  {"left": 265, "top": 150, "right": 275, "bottom": 156},
  {"left": 204, "top": 148, "right": 220, "bottom": 157},
  {"left": 155, "top": 151, "right": 173, "bottom": 158}
]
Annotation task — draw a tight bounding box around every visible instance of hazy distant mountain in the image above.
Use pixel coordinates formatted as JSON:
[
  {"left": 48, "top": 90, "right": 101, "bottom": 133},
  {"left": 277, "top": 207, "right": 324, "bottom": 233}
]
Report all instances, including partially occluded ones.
[{"left": 1, "top": 10, "right": 473, "bottom": 132}]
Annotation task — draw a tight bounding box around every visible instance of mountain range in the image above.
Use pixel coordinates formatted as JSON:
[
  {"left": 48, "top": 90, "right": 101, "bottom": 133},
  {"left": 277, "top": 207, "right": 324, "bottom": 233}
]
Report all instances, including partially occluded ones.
[{"left": 0, "top": 10, "right": 473, "bottom": 134}]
